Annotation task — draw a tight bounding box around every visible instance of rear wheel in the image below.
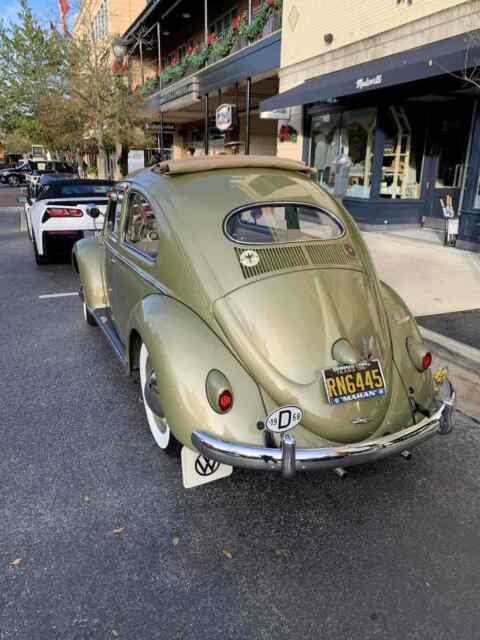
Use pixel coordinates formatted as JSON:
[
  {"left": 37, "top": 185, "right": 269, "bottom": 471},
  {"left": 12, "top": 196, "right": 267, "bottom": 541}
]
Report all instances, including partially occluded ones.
[
  {"left": 7, "top": 175, "right": 19, "bottom": 187},
  {"left": 33, "top": 237, "right": 49, "bottom": 265},
  {"left": 139, "top": 343, "right": 180, "bottom": 455}
]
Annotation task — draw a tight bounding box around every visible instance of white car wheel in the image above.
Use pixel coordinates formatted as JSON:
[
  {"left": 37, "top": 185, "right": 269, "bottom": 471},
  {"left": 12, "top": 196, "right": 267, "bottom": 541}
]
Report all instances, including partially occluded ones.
[
  {"left": 82, "top": 301, "right": 97, "bottom": 327},
  {"left": 140, "top": 343, "right": 176, "bottom": 451}
]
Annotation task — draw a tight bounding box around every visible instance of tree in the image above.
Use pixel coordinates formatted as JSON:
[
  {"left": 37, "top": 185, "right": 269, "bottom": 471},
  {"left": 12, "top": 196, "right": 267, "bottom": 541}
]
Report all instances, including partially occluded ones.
[
  {"left": 0, "top": 0, "right": 62, "bottom": 140},
  {"left": 61, "top": 2, "right": 148, "bottom": 177},
  {"left": 0, "top": 0, "right": 150, "bottom": 173}
]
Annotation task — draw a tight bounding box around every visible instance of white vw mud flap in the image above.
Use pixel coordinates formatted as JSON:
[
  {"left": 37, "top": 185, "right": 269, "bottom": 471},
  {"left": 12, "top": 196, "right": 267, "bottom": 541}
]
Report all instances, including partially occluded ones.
[{"left": 181, "top": 446, "right": 233, "bottom": 489}]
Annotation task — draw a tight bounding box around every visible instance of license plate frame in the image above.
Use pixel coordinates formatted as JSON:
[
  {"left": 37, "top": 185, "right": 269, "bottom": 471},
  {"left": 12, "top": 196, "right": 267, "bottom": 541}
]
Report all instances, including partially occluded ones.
[{"left": 322, "top": 359, "right": 386, "bottom": 406}]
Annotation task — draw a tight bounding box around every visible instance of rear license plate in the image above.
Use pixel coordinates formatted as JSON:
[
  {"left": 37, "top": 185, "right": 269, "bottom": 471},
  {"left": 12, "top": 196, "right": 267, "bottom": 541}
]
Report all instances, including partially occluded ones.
[{"left": 322, "top": 360, "right": 386, "bottom": 406}]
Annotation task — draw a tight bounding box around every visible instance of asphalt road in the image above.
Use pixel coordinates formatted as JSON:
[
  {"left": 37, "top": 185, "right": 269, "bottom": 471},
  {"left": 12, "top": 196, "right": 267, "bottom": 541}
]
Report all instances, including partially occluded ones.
[{"left": 1, "top": 185, "right": 480, "bottom": 640}]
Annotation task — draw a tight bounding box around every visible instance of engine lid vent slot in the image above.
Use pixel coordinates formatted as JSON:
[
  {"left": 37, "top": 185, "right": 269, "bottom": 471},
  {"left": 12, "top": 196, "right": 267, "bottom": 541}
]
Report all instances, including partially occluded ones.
[
  {"left": 305, "top": 243, "right": 358, "bottom": 266},
  {"left": 235, "top": 242, "right": 360, "bottom": 279},
  {"left": 235, "top": 246, "right": 308, "bottom": 279}
]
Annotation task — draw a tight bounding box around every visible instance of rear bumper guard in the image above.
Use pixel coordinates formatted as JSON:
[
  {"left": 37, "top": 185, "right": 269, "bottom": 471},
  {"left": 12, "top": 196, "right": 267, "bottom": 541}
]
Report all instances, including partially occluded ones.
[{"left": 192, "top": 380, "right": 456, "bottom": 479}]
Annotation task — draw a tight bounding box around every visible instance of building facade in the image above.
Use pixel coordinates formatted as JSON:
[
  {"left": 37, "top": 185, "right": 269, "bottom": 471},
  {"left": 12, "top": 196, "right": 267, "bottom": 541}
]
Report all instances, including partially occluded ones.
[
  {"left": 73, "top": 0, "right": 146, "bottom": 40},
  {"left": 122, "top": 0, "right": 282, "bottom": 161},
  {"left": 261, "top": 0, "right": 480, "bottom": 250}
]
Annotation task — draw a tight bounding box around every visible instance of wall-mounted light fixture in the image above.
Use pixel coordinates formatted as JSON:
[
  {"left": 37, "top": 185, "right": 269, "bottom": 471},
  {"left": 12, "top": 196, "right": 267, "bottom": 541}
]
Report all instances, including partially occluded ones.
[{"left": 324, "top": 33, "right": 333, "bottom": 45}]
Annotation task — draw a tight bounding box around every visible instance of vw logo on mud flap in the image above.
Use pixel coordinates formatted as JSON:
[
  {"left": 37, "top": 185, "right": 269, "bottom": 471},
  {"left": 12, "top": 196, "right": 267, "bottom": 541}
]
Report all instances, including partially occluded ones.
[
  {"left": 265, "top": 405, "right": 303, "bottom": 433},
  {"left": 195, "top": 455, "right": 220, "bottom": 477}
]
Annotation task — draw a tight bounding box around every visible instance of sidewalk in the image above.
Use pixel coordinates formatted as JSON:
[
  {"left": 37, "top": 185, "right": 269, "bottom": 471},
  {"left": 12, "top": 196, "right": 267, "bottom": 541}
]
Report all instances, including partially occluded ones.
[
  {"left": 363, "top": 230, "right": 480, "bottom": 316},
  {"left": 364, "top": 230, "right": 480, "bottom": 419}
]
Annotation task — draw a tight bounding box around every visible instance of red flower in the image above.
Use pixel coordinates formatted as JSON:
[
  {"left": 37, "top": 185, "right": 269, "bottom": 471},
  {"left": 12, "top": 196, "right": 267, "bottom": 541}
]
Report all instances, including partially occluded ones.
[
  {"left": 187, "top": 46, "right": 194, "bottom": 55},
  {"left": 231, "top": 16, "right": 241, "bottom": 30},
  {"left": 170, "top": 56, "right": 177, "bottom": 66},
  {"left": 266, "top": 0, "right": 275, "bottom": 6},
  {"left": 207, "top": 32, "right": 217, "bottom": 45}
]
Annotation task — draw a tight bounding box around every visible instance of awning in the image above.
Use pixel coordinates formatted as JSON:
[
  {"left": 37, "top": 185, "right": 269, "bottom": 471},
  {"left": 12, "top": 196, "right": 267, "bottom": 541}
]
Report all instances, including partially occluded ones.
[{"left": 260, "top": 31, "right": 480, "bottom": 112}]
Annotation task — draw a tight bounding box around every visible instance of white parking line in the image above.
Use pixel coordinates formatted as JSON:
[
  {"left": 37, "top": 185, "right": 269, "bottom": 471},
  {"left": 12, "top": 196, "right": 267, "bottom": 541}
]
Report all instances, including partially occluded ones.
[{"left": 38, "top": 292, "right": 78, "bottom": 299}]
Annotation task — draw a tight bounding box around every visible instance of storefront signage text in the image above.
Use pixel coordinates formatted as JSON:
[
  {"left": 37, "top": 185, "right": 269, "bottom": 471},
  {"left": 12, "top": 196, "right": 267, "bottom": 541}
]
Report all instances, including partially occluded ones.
[{"left": 355, "top": 74, "right": 383, "bottom": 90}]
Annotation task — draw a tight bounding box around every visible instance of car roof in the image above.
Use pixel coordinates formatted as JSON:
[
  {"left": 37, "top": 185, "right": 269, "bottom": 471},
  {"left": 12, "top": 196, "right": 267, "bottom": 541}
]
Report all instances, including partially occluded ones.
[{"left": 151, "top": 155, "right": 317, "bottom": 177}]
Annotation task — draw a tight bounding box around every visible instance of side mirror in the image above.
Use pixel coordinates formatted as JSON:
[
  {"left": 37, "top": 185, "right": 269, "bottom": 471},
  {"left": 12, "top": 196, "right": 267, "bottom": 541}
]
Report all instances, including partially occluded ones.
[{"left": 86, "top": 205, "right": 101, "bottom": 219}]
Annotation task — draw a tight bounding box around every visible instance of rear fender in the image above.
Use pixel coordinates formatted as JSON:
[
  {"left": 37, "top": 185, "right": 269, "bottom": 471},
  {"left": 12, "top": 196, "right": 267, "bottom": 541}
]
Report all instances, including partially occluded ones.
[
  {"left": 381, "top": 281, "right": 433, "bottom": 409},
  {"left": 129, "top": 295, "right": 266, "bottom": 449},
  {"left": 72, "top": 238, "right": 106, "bottom": 310}
]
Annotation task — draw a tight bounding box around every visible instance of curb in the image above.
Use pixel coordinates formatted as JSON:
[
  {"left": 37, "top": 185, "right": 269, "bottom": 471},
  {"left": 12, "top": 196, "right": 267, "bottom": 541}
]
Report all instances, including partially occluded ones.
[{"left": 419, "top": 326, "right": 480, "bottom": 370}]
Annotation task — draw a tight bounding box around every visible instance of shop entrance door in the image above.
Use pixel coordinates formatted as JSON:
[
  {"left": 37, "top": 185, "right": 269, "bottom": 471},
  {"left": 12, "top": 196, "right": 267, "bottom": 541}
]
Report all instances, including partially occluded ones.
[{"left": 422, "top": 104, "right": 472, "bottom": 223}]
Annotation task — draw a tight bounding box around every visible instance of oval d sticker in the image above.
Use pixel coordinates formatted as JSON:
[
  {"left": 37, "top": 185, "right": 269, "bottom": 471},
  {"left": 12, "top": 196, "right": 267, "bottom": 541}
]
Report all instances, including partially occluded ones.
[{"left": 265, "top": 406, "right": 303, "bottom": 433}]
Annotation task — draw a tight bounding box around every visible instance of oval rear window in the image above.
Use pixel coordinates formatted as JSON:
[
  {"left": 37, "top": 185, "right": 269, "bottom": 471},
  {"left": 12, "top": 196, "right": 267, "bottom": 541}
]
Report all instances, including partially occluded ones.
[{"left": 225, "top": 203, "right": 344, "bottom": 244}]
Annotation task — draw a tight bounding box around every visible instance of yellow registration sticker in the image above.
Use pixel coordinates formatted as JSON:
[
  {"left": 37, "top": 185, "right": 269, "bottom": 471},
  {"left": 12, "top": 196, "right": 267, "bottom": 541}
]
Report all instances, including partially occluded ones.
[{"left": 322, "top": 360, "right": 386, "bottom": 406}]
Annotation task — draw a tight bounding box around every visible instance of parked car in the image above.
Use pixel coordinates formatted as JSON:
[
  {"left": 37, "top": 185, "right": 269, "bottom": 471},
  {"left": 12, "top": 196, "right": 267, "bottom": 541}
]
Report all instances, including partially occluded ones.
[
  {"left": 0, "top": 160, "right": 76, "bottom": 187},
  {"left": 0, "top": 162, "right": 16, "bottom": 172},
  {"left": 25, "top": 160, "right": 77, "bottom": 195},
  {"left": 73, "top": 156, "right": 456, "bottom": 489},
  {"left": 25, "top": 179, "right": 114, "bottom": 265}
]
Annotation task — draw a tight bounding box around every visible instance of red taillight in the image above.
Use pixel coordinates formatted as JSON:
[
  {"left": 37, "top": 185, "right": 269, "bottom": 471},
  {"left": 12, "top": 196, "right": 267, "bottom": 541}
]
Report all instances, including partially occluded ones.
[
  {"left": 422, "top": 352, "right": 432, "bottom": 370},
  {"left": 218, "top": 390, "right": 233, "bottom": 413},
  {"left": 46, "top": 207, "right": 83, "bottom": 218}
]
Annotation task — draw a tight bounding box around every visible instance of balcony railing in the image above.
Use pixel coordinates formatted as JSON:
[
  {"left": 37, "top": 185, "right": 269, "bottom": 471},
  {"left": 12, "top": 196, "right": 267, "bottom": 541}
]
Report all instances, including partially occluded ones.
[{"left": 137, "top": 1, "right": 282, "bottom": 99}]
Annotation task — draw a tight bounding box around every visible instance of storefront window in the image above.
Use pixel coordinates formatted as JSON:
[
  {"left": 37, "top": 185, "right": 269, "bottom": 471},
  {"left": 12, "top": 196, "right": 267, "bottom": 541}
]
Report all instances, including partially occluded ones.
[
  {"left": 380, "top": 105, "right": 425, "bottom": 200},
  {"left": 311, "top": 108, "right": 376, "bottom": 199},
  {"left": 342, "top": 109, "right": 376, "bottom": 198},
  {"left": 311, "top": 113, "right": 341, "bottom": 195}
]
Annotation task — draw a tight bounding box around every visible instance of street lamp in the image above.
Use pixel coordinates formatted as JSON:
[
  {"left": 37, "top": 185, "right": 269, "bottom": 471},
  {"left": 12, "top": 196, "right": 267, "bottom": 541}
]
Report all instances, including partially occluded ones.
[{"left": 112, "top": 41, "right": 127, "bottom": 64}]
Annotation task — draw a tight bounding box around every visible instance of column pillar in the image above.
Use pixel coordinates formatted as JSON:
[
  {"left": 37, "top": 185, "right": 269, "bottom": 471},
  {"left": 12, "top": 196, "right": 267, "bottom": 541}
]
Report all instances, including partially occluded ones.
[
  {"left": 245, "top": 78, "right": 252, "bottom": 155},
  {"left": 204, "top": 93, "right": 210, "bottom": 156}
]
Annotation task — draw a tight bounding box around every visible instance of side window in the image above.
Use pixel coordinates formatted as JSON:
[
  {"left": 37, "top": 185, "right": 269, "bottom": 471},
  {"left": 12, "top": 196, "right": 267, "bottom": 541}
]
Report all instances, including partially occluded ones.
[
  {"left": 124, "top": 192, "right": 159, "bottom": 259},
  {"left": 105, "top": 193, "right": 122, "bottom": 236}
]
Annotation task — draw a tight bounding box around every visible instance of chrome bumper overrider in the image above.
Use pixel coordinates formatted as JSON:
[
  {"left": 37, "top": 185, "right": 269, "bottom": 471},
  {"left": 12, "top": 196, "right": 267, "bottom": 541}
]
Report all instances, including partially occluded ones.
[{"left": 192, "top": 380, "right": 456, "bottom": 479}]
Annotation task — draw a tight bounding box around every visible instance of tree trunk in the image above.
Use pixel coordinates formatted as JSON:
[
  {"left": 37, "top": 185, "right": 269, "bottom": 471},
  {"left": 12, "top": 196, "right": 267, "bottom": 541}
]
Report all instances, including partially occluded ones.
[
  {"left": 96, "top": 126, "right": 106, "bottom": 179},
  {"left": 113, "top": 142, "right": 123, "bottom": 180}
]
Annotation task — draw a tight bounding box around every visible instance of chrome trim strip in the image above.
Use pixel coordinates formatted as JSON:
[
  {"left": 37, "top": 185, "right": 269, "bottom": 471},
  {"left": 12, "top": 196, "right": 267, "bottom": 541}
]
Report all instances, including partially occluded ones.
[
  {"left": 191, "top": 383, "right": 455, "bottom": 476},
  {"left": 104, "top": 240, "right": 166, "bottom": 295}
]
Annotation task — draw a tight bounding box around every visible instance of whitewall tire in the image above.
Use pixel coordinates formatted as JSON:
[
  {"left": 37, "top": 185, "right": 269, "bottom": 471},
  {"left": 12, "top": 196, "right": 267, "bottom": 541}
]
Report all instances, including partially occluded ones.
[
  {"left": 139, "top": 343, "right": 179, "bottom": 454},
  {"left": 82, "top": 301, "right": 97, "bottom": 327}
]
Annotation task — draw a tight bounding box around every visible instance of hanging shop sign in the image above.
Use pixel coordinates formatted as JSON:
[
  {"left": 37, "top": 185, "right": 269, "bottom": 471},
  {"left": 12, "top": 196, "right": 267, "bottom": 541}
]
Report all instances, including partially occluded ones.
[{"left": 216, "top": 104, "right": 238, "bottom": 132}]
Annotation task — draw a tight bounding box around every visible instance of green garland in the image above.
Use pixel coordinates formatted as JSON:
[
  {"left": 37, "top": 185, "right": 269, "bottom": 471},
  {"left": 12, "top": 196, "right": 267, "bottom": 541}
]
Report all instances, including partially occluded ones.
[{"left": 141, "top": 0, "right": 282, "bottom": 95}]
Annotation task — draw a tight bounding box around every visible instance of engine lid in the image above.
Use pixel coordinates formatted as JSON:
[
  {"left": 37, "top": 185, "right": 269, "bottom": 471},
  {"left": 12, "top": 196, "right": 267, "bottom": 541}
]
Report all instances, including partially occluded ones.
[{"left": 213, "top": 268, "right": 393, "bottom": 443}]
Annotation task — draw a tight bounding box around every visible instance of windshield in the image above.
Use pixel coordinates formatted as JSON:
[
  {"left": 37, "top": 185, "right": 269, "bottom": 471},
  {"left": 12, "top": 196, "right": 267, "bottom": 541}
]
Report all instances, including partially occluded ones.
[
  {"left": 225, "top": 204, "right": 344, "bottom": 244},
  {"left": 38, "top": 183, "right": 113, "bottom": 199}
]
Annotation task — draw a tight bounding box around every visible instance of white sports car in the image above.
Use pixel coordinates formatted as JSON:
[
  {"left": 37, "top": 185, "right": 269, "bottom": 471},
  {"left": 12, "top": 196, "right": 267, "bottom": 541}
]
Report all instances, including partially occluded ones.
[{"left": 25, "top": 179, "right": 114, "bottom": 265}]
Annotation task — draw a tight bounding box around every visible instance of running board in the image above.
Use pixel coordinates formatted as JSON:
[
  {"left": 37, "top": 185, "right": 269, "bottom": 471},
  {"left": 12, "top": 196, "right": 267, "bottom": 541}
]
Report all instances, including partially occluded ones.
[{"left": 92, "top": 308, "right": 128, "bottom": 370}]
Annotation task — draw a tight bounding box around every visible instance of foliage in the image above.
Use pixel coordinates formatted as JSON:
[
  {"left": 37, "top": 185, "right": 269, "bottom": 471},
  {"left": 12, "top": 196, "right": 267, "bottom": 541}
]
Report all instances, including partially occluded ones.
[
  {"left": 0, "top": 0, "right": 63, "bottom": 139},
  {"left": 3, "top": 131, "right": 32, "bottom": 154},
  {"left": 145, "top": 0, "right": 282, "bottom": 95},
  {"left": 138, "top": 76, "right": 159, "bottom": 97}
]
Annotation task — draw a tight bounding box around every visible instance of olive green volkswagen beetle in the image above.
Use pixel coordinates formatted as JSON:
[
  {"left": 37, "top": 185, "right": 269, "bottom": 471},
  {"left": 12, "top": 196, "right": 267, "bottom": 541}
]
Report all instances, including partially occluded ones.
[{"left": 73, "top": 156, "right": 455, "bottom": 488}]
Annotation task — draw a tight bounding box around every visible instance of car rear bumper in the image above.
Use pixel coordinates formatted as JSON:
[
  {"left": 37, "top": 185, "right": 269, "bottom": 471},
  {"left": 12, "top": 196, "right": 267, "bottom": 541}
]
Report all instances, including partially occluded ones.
[{"left": 191, "top": 380, "right": 456, "bottom": 478}]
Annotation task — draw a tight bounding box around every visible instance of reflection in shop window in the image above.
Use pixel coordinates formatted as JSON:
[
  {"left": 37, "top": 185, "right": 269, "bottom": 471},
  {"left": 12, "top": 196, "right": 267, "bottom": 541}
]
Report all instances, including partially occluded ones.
[
  {"left": 311, "top": 108, "right": 376, "bottom": 199},
  {"left": 311, "top": 113, "right": 341, "bottom": 195},
  {"left": 380, "top": 105, "right": 425, "bottom": 200},
  {"left": 342, "top": 109, "right": 376, "bottom": 198}
]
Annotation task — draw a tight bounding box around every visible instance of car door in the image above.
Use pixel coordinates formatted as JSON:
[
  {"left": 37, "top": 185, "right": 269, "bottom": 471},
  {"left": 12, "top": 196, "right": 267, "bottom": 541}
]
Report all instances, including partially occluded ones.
[
  {"left": 102, "top": 189, "right": 125, "bottom": 331},
  {"left": 114, "top": 189, "right": 162, "bottom": 343}
]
